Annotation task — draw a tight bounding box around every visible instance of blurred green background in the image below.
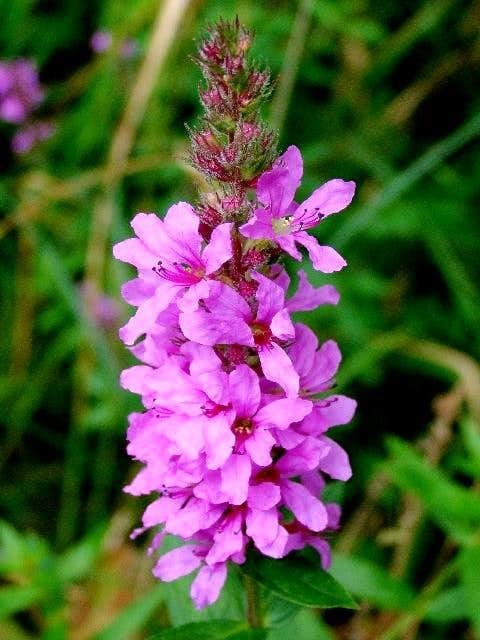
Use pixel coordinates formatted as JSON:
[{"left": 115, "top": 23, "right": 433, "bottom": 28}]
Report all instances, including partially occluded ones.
[{"left": 1, "top": 0, "right": 480, "bottom": 638}]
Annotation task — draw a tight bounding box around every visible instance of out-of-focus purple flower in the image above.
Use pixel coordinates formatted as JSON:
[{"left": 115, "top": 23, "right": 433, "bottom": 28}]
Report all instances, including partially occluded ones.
[
  {"left": 240, "top": 146, "right": 355, "bottom": 273},
  {"left": 79, "top": 283, "right": 121, "bottom": 328},
  {"left": 120, "top": 39, "right": 138, "bottom": 60},
  {"left": 90, "top": 30, "right": 138, "bottom": 59},
  {"left": 11, "top": 121, "right": 55, "bottom": 154},
  {"left": 90, "top": 30, "right": 113, "bottom": 54},
  {"left": 0, "top": 59, "right": 43, "bottom": 124}
]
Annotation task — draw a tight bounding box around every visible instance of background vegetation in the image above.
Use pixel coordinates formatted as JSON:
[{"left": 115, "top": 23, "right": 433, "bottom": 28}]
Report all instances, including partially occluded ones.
[{"left": 1, "top": 0, "right": 480, "bottom": 638}]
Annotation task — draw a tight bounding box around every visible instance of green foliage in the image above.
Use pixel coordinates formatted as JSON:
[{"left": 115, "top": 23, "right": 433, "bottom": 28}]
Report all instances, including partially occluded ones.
[
  {"left": 330, "top": 553, "right": 415, "bottom": 610},
  {"left": 148, "top": 621, "right": 266, "bottom": 640},
  {"left": 242, "top": 555, "right": 357, "bottom": 609},
  {"left": 1, "top": 0, "right": 480, "bottom": 637}
]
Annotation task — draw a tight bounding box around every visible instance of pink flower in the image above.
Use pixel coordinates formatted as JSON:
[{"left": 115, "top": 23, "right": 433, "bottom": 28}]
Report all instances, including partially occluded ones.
[
  {"left": 114, "top": 77, "right": 356, "bottom": 607},
  {"left": 0, "top": 59, "right": 43, "bottom": 125},
  {"left": 90, "top": 30, "right": 113, "bottom": 53},
  {"left": 240, "top": 146, "right": 355, "bottom": 272},
  {"left": 179, "top": 273, "right": 299, "bottom": 395},
  {"left": 113, "top": 203, "right": 233, "bottom": 345}
]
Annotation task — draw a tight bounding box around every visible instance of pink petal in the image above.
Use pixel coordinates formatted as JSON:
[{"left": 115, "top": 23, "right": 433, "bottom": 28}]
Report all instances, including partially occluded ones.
[
  {"left": 203, "top": 222, "right": 233, "bottom": 274},
  {"left": 130, "top": 212, "right": 169, "bottom": 255},
  {"left": 246, "top": 508, "right": 279, "bottom": 547},
  {"left": 179, "top": 309, "right": 253, "bottom": 347},
  {"left": 193, "top": 470, "right": 227, "bottom": 504},
  {"left": 255, "top": 397, "right": 312, "bottom": 431},
  {"left": 258, "top": 342, "right": 299, "bottom": 396},
  {"left": 276, "top": 437, "right": 329, "bottom": 477},
  {"left": 113, "top": 237, "right": 155, "bottom": 269},
  {"left": 257, "top": 145, "right": 303, "bottom": 213},
  {"left": 288, "top": 323, "right": 318, "bottom": 380},
  {"left": 276, "top": 233, "right": 303, "bottom": 260},
  {"left": 204, "top": 281, "right": 252, "bottom": 320},
  {"left": 301, "top": 395, "right": 357, "bottom": 434},
  {"left": 310, "top": 537, "right": 332, "bottom": 569},
  {"left": 229, "top": 365, "right": 261, "bottom": 417},
  {"left": 165, "top": 498, "right": 223, "bottom": 537},
  {"left": 248, "top": 482, "right": 281, "bottom": 510},
  {"left": 191, "top": 563, "right": 227, "bottom": 609},
  {"left": 163, "top": 202, "right": 202, "bottom": 254},
  {"left": 240, "top": 208, "right": 276, "bottom": 240},
  {"left": 120, "top": 365, "right": 153, "bottom": 395},
  {"left": 176, "top": 280, "right": 210, "bottom": 312},
  {"left": 251, "top": 271, "right": 285, "bottom": 322},
  {"left": 281, "top": 480, "right": 328, "bottom": 531},
  {"left": 206, "top": 512, "right": 244, "bottom": 564},
  {"left": 318, "top": 436, "right": 352, "bottom": 480},
  {"left": 256, "top": 524, "right": 288, "bottom": 558},
  {"left": 244, "top": 428, "right": 276, "bottom": 466},
  {"left": 119, "top": 285, "right": 178, "bottom": 345},
  {"left": 220, "top": 454, "right": 251, "bottom": 505},
  {"left": 121, "top": 277, "right": 156, "bottom": 305},
  {"left": 296, "top": 179, "right": 355, "bottom": 223},
  {"left": 270, "top": 308, "right": 295, "bottom": 341},
  {"left": 142, "top": 495, "right": 183, "bottom": 527},
  {"left": 302, "top": 339, "right": 341, "bottom": 393},
  {"left": 202, "top": 414, "right": 235, "bottom": 470},
  {"left": 287, "top": 270, "right": 340, "bottom": 313},
  {"left": 294, "top": 231, "right": 347, "bottom": 273},
  {"left": 153, "top": 545, "right": 202, "bottom": 581}
]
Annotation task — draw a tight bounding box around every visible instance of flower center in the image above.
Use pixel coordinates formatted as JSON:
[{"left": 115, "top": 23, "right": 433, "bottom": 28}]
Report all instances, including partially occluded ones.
[
  {"left": 250, "top": 322, "right": 271, "bottom": 347},
  {"left": 232, "top": 417, "right": 253, "bottom": 435},
  {"left": 271, "top": 216, "right": 293, "bottom": 235}
]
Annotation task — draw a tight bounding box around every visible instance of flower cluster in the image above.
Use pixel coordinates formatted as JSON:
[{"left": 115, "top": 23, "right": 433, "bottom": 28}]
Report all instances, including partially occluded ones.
[
  {"left": 90, "top": 30, "right": 138, "bottom": 59},
  {"left": 0, "top": 59, "right": 43, "bottom": 124},
  {"left": 0, "top": 58, "right": 54, "bottom": 154},
  {"left": 114, "top": 20, "right": 356, "bottom": 609}
]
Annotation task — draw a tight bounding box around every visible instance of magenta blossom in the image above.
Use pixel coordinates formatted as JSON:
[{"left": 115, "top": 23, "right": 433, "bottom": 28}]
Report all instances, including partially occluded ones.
[
  {"left": 114, "top": 33, "right": 357, "bottom": 608},
  {"left": 179, "top": 272, "right": 299, "bottom": 395},
  {"left": 240, "top": 145, "right": 355, "bottom": 273},
  {"left": 113, "top": 203, "right": 233, "bottom": 345}
]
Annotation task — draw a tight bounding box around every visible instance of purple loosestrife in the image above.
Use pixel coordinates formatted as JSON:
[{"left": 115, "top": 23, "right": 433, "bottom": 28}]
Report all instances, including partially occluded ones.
[
  {"left": 0, "top": 59, "right": 43, "bottom": 125},
  {"left": 114, "top": 19, "right": 356, "bottom": 609}
]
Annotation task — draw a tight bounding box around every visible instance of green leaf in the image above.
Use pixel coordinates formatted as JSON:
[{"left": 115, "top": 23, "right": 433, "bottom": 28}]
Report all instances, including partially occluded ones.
[
  {"left": 147, "top": 620, "right": 249, "bottom": 640},
  {"left": 425, "top": 586, "right": 468, "bottom": 623},
  {"left": 330, "top": 553, "right": 415, "bottom": 610},
  {"left": 458, "top": 547, "right": 480, "bottom": 635},
  {"left": 0, "top": 585, "right": 44, "bottom": 618},
  {"left": 459, "top": 418, "right": 480, "bottom": 479},
  {"left": 242, "top": 555, "right": 357, "bottom": 610},
  {"left": 385, "top": 437, "right": 480, "bottom": 541}
]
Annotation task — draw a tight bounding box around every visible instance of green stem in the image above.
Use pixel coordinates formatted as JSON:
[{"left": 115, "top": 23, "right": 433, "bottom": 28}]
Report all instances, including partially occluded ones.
[{"left": 245, "top": 575, "right": 263, "bottom": 629}]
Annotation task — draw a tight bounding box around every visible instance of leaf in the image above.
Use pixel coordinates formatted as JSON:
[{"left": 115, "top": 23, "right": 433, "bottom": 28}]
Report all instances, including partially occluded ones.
[
  {"left": 385, "top": 437, "right": 480, "bottom": 542},
  {"left": 0, "top": 585, "right": 44, "bottom": 618},
  {"left": 147, "top": 620, "right": 250, "bottom": 640},
  {"left": 425, "top": 586, "right": 468, "bottom": 623},
  {"left": 242, "top": 555, "right": 357, "bottom": 610},
  {"left": 458, "top": 547, "right": 480, "bottom": 635},
  {"left": 266, "top": 607, "right": 335, "bottom": 640},
  {"left": 330, "top": 553, "right": 415, "bottom": 610},
  {"left": 459, "top": 418, "right": 480, "bottom": 479}
]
